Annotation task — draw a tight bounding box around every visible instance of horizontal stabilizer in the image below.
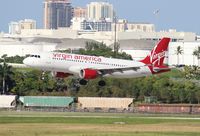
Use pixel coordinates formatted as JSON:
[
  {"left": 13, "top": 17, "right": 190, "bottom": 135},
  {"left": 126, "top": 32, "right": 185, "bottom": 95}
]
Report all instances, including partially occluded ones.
[{"left": 153, "top": 66, "right": 170, "bottom": 72}]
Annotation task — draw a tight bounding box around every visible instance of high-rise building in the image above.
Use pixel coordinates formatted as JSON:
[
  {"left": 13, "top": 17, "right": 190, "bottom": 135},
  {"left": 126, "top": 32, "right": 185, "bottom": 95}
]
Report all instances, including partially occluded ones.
[
  {"left": 87, "top": 2, "right": 114, "bottom": 22},
  {"left": 44, "top": 0, "right": 72, "bottom": 29},
  {"left": 73, "top": 7, "right": 87, "bottom": 18}
]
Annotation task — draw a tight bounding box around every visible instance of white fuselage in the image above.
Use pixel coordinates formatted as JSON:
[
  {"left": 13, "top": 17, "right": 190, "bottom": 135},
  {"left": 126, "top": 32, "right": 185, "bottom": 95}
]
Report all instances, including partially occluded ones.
[{"left": 23, "top": 52, "right": 152, "bottom": 78}]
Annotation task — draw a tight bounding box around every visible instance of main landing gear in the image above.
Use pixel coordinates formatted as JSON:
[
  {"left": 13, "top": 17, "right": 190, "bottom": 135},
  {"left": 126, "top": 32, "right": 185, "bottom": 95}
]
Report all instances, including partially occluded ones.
[
  {"left": 79, "top": 79, "right": 88, "bottom": 85},
  {"left": 78, "top": 79, "right": 106, "bottom": 87},
  {"left": 98, "top": 80, "right": 106, "bottom": 87}
]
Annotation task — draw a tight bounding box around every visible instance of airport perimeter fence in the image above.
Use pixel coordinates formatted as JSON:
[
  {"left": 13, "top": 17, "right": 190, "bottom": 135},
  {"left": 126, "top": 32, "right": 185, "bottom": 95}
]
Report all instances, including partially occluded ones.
[
  {"left": 136, "top": 104, "right": 200, "bottom": 114},
  {"left": 0, "top": 104, "right": 198, "bottom": 114},
  {"left": 15, "top": 105, "right": 135, "bottom": 113},
  {"left": 1, "top": 95, "right": 200, "bottom": 114}
]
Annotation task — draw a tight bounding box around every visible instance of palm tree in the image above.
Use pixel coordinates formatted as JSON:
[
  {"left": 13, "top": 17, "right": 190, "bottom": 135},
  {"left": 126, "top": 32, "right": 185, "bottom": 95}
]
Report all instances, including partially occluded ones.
[
  {"left": 193, "top": 46, "right": 200, "bottom": 66},
  {"left": 192, "top": 51, "right": 196, "bottom": 66},
  {"left": 175, "top": 46, "right": 183, "bottom": 66},
  {"left": 0, "top": 56, "right": 14, "bottom": 94}
]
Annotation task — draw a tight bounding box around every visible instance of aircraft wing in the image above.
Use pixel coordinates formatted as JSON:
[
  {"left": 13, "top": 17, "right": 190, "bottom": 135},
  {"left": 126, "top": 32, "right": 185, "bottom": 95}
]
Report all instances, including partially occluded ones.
[
  {"left": 91, "top": 65, "right": 147, "bottom": 75},
  {"left": 0, "top": 63, "right": 28, "bottom": 68},
  {"left": 88, "top": 64, "right": 169, "bottom": 75}
]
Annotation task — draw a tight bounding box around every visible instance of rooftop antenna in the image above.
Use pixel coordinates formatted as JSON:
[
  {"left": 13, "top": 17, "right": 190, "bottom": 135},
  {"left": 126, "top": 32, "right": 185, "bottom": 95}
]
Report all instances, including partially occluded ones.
[{"left": 114, "top": 16, "right": 119, "bottom": 57}]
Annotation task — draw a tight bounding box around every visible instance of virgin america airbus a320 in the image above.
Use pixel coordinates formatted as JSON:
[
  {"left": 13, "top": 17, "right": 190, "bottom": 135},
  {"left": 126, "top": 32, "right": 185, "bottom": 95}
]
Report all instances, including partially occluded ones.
[{"left": 23, "top": 38, "right": 171, "bottom": 86}]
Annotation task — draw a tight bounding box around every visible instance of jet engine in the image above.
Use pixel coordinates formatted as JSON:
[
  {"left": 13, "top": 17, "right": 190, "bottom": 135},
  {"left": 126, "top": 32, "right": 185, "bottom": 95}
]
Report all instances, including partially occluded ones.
[{"left": 80, "top": 69, "right": 99, "bottom": 79}]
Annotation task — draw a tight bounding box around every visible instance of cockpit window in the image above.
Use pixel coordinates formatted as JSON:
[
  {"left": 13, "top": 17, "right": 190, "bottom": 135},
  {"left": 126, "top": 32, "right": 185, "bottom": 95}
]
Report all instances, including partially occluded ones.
[{"left": 29, "top": 54, "right": 41, "bottom": 58}]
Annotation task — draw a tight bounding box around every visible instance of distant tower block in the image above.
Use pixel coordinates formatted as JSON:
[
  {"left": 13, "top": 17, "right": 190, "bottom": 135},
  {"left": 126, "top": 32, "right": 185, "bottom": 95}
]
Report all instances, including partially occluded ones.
[
  {"left": 73, "top": 7, "right": 87, "bottom": 18},
  {"left": 87, "top": 2, "right": 115, "bottom": 22},
  {"left": 44, "top": 0, "right": 72, "bottom": 29}
]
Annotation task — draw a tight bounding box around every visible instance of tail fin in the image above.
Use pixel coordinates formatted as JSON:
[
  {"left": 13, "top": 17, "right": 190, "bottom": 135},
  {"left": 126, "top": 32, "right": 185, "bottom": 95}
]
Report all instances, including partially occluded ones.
[{"left": 140, "top": 38, "right": 170, "bottom": 67}]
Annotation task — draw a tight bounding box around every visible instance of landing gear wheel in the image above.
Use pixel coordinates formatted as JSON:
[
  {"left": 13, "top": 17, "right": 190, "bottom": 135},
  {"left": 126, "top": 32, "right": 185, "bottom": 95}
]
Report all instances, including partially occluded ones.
[
  {"left": 79, "top": 79, "right": 88, "bottom": 85},
  {"left": 98, "top": 80, "right": 106, "bottom": 87}
]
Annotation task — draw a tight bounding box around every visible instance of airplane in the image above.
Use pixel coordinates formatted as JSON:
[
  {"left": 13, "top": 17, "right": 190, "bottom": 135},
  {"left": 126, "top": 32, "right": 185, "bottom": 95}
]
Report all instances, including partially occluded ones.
[{"left": 23, "top": 37, "right": 171, "bottom": 86}]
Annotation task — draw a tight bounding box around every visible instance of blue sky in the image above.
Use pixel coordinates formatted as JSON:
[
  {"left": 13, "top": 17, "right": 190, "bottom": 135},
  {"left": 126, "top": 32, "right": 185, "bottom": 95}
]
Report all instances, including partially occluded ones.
[{"left": 0, "top": 0, "right": 200, "bottom": 34}]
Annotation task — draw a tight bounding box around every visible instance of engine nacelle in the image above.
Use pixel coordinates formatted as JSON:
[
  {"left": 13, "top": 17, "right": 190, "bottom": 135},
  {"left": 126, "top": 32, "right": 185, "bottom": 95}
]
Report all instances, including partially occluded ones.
[
  {"left": 52, "top": 72, "right": 72, "bottom": 78},
  {"left": 80, "top": 69, "right": 99, "bottom": 79}
]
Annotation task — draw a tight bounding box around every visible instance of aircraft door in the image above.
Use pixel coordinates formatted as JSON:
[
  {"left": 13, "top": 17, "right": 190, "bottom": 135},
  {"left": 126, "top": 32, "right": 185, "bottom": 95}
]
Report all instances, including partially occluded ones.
[{"left": 44, "top": 54, "right": 54, "bottom": 71}]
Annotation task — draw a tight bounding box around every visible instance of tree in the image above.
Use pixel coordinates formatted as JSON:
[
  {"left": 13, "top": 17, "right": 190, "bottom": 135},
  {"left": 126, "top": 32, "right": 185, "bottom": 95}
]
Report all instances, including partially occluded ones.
[
  {"left": 171, "top": 81, "right": 186, "bottom": 103},
  {"left": 175, "top": 46, "right": 183, "bottom": 66},
  {"left": 195, "top": 88, "right": 200, "bottom": 104},
  {"left": 11, "top": 70, "right": 25, "bottom": 95},
  {"left": 184, "top": 81, "right": 196, "bottom": 104},
  {"left": 0, "top": 55, "right": 25, "bottom": 64},
  {"left": 183, "top": 66, "right": 200, "bottom": 80},
  {"left": 0, "top": 56, "right": 14, "bottom": 94},
  {"left": 193, "top": 46, "right": 200, "bottom": 66},
  {"left": 80, "top": 41, "right": 132, "bottom": 60}
]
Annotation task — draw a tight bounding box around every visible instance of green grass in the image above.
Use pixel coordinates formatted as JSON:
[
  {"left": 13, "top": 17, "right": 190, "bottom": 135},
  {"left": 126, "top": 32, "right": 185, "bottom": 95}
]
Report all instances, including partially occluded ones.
[
  {"left": 0, "top": 111, "right": 200, "bottom": 136},
  {"left": 0, "top": 116, "right": 199, "bottom": 125},
  {"left": 60, "top": 132, "right": 200, "bottom": 136},
  {"left": 0, "top": 111, "right": 200, "bottom": 125}
]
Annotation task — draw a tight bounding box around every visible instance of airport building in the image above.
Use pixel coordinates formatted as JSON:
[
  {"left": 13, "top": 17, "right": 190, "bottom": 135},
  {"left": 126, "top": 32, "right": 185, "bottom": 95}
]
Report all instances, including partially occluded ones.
[
  {"left": 72, "top": 18, "right": 112, "bottom": 31},
  {"left": 80, "top": 20, "right": 112, "bottom": 31},
  {"left": 12, "top": 27, "right": 196, "bottom": 45},
  {"left": 44, "top": 0, "right": 72, "bottom": 29},
  {"left": 71, "top": 18, "right": 154, "bottom": 32},
  {"left": 72, "top": 17, "right": 112, "bottom": 32},
  {"left": 126, "top": 22, "right": 155, "bottom": 32},
  {"left": 113, "top": 19, "right": 155, "bottom": 32},
  {"left": 168, "top": 42, "right": 200, "bottom": 66},
  {"left": 0, "top": 37, "right": 56, "bottom": 57}
]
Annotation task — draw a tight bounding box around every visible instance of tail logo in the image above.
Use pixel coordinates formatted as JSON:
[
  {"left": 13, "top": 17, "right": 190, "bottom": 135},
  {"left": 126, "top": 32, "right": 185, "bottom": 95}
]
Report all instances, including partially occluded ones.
[
  {"left": 150, "top": 49, "right": 166, "bottom": 66},
  {"left": 140, "top": 38, "right": 170, "bottom": 73}
]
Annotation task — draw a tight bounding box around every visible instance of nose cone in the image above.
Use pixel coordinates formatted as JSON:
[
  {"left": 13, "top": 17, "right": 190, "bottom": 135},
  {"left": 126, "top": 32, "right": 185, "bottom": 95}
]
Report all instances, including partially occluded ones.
[{"left": 23, "top": 58, "right": 32, "bottom": 66}]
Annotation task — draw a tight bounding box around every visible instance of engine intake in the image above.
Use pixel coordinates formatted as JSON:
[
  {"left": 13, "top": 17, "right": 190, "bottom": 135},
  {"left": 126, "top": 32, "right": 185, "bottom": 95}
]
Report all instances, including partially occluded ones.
[{"left": 80, "top": 69, "right": 99, "bottom": 79}]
